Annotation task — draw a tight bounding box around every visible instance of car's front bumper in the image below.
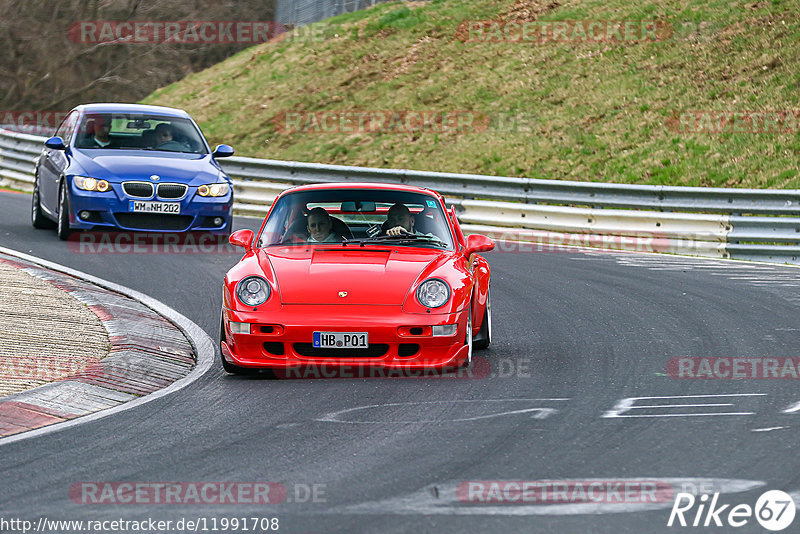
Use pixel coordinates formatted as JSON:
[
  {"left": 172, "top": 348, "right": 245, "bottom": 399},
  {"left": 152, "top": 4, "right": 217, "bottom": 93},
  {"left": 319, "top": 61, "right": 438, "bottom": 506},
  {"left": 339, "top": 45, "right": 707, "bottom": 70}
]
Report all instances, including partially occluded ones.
[
  {"left": 66, "top": 180, "right": 232, "bottom": 234},
  {"left": 221, "top": 304, "right": 470, "bottom": 371}
]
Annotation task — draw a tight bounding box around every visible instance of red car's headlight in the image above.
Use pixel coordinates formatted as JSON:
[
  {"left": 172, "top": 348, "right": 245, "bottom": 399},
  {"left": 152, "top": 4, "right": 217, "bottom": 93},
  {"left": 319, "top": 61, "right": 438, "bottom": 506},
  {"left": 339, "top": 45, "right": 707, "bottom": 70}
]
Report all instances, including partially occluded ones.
[
  {"left": 236, "top": 276, "right": 270, "bottom": 306},
  {"left": 416, "top": 278, "right": 450, "bottom": 308}
]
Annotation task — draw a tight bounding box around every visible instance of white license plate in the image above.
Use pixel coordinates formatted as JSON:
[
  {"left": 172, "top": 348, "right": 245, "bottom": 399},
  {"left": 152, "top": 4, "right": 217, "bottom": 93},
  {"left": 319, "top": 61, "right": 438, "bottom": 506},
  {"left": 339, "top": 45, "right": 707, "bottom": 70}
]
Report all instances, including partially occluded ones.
[
  {"left": 313, "top": 331, "right": 368, "bottom": 348},
  {"left": 129, "top": 201, "right": 181, "bottom": 214}
]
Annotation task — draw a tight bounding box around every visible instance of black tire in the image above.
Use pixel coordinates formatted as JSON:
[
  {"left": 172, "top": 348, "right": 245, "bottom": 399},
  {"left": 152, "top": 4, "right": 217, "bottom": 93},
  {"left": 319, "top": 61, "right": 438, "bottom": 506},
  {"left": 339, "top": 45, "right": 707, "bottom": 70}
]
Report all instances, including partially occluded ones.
[
  {"left": 219, "top": 218, "right": 232, "bottom": 241},
  {"left": 462, "top": 303, "right": 473, "bottom": 367},
  {"left": 56, "top": 182, "right": 73, "bottom": 241},
  {"left": 473, "top": 288, "right": 492, "bottom": 350},
  {"left": 31, "top": 176, "right": 55, "bottom": 229}
]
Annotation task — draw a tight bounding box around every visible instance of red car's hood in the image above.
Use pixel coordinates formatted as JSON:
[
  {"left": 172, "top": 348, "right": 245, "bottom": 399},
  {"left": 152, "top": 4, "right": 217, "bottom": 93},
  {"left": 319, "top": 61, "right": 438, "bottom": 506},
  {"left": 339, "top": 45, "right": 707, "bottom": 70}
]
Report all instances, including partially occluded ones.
[{"left": 260, "top": 247, "right": 443, "bottom": 305}]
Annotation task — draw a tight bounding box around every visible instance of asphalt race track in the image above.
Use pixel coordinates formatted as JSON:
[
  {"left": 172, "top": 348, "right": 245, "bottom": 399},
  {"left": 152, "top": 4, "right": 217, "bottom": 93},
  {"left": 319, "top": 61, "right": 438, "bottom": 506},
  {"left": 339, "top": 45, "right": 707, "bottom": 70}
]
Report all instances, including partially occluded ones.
[{"left": 0, "top": 189, "right": 798, "bottom": 533}]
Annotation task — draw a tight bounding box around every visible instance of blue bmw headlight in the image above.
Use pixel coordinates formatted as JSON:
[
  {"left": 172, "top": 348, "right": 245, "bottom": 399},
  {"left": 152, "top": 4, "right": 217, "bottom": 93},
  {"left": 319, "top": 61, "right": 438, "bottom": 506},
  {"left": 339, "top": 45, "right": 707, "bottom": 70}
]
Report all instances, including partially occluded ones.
[
  {"left": 198, "top": 183, "right": 229, "bottom": 197},
  {"left": 236, "top": 276, "right": 270, "bottom": 306},
  {"left": 74, "top": 176, "right": 110, "bottom": 192},
  {"left": 416, "top": 278, "right": 450, "bottom": 308}
]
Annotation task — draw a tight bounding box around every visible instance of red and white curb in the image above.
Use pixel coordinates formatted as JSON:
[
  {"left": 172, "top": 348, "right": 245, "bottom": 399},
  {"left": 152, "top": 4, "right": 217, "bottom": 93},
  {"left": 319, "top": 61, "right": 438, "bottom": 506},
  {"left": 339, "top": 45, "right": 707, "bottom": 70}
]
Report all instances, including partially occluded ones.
[{"left": 0, "top": 247, "right": 214, "bottom": 444}]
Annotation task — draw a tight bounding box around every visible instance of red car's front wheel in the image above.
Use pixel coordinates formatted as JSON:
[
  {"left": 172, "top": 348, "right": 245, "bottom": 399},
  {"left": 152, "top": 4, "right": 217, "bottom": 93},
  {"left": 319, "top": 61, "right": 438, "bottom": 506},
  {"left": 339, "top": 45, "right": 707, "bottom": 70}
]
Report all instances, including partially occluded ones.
[
  {"left": 462, "top": 304, "right": 473, "bottom": 367},
  {"left": 473, "top": 288, "right": 491, "bottom": 350}
]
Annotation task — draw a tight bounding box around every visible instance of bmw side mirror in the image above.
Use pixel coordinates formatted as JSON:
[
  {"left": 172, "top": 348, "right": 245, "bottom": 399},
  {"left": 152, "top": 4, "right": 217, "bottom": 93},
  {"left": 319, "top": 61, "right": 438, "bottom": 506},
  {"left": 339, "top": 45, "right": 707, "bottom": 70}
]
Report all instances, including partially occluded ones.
[
  {"left": 212, "top": 144, "right": 234, "bottom": 158},
  {"left": 464, "top": 234, "right": 495, "bottom": 257},
  {"left": 45, "top": 136, "right": 67, "bottom": 150},
  {"left": 229, "top": 229, "right": 254, "bottom": 252}
]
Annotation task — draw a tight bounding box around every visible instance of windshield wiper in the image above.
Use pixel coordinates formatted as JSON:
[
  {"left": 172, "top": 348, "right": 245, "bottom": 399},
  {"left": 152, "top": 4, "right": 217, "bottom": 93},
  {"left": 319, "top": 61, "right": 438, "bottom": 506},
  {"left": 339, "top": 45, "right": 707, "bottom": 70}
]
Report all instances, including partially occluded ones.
[{"left": 341, "top": 234, "right": 447, "bottom": 248}]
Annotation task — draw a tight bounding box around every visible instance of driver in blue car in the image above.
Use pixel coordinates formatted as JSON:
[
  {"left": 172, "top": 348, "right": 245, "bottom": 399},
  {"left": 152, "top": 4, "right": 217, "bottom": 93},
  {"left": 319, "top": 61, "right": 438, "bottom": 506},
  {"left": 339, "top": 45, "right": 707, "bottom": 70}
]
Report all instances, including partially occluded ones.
[{"left": 84, "top": 114, "right": 116, "bottom": 148}]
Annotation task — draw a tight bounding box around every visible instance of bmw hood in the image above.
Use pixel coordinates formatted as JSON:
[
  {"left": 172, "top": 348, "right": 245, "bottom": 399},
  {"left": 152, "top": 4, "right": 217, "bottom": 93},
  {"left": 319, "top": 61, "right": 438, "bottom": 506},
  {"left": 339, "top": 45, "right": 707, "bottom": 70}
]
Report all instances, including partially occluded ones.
[
  {"left": 261, "top": 247, "right": 445, "bottom": 305},
  {"left": 73, "top": 150, "right": 219, "bottom": 184}
]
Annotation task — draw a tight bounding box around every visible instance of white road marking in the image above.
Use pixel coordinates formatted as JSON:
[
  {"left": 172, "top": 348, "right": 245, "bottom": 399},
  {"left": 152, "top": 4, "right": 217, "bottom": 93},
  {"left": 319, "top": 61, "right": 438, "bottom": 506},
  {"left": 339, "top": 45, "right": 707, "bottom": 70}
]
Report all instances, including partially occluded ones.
[
  {"left": 751, "top": 427, "right": 787, "bottom": 432},
  {"left": 630, "top": 404, "right": 734, "bottom": 409},
  {"left": 781, "top": 401, "right": 800, "bottom": 414},
  {"left": 608, "top": 254, "right": 800, "bottom": 299},
  {"left": 316, "top": 399, "right": 569, "bottom": 424},
  {"left": 604, "top": 413, "right": 755, "bottom": 418},
  {"left": 602, "top": 394, "right": 765, "bottom": 419}
]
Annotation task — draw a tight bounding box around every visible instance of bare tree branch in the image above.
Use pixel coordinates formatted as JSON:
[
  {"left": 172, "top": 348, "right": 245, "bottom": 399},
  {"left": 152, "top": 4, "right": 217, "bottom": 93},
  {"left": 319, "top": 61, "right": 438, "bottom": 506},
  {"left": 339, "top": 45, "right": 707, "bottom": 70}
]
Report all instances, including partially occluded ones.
[{"left": 0, "top": 0, "right": 276, "bottom": 111}]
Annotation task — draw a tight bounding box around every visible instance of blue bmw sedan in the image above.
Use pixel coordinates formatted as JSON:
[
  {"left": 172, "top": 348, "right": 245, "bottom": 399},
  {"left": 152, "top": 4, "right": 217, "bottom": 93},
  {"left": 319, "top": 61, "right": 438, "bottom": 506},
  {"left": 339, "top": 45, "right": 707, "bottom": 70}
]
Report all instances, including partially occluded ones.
[{"left": 32, "top": 103, "right": 235, "bottom": 240}]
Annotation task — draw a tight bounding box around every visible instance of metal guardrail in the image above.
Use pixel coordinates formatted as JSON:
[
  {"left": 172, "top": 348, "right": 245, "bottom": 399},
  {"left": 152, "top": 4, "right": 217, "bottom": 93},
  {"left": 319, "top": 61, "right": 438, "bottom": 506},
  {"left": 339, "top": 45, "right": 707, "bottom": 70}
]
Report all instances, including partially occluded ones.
[
  {"left": 3, "top": 127, "right": 800, "bottom": 264},
  {"left": 0, "top": 129, "right": 41, "bottom": 189},
  {"left": 277, "top": 0, "right": 393, "bottom": 27},
  {"left": 222, "top": 156, "right": 800, "bottom": 214}
]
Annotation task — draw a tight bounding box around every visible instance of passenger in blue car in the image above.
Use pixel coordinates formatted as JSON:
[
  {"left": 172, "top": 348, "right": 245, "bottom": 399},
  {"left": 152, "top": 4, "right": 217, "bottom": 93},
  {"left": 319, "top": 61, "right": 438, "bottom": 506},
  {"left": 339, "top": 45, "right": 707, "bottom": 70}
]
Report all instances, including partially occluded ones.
[
  {"left": 153, "top": 123, "right": 189, "bottom": 151},
  {"left": 154, "top": 123, "right": 173, "bottom": 146}
]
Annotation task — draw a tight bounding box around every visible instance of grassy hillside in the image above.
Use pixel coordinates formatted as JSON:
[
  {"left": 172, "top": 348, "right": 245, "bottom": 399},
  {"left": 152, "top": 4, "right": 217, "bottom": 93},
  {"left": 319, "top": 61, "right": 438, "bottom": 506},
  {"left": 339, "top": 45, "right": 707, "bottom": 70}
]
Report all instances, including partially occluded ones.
[{"left": 143, "top": 0, "right": 800, "bottom": 188}]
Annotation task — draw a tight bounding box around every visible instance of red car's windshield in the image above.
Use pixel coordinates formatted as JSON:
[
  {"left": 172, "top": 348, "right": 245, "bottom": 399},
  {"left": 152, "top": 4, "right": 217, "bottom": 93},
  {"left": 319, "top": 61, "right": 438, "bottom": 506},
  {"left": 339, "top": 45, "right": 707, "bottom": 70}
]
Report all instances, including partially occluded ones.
[{"left": 257, "top": 189, "right": 455, "bottom": 250}]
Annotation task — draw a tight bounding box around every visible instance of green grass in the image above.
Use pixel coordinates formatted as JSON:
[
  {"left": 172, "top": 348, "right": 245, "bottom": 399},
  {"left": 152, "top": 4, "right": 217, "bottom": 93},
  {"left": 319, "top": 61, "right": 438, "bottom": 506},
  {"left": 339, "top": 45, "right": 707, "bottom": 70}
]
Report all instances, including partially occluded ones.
[{"left": 143, "top": 0, "right": 800, "bottom": 188}]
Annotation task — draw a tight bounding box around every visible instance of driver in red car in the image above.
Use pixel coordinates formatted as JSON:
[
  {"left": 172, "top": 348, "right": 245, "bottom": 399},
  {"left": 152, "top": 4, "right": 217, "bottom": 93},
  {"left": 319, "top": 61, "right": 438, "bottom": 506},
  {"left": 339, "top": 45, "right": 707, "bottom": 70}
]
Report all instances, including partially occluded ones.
[
  {"left": 306, "top": 207, "right": 340, "bottom": 242},
  {"left": 385, "top": 203, "right": 436, "bottom": 237},
  {"left": 385, "top": 203, "right": 417, "bottom": 236}
]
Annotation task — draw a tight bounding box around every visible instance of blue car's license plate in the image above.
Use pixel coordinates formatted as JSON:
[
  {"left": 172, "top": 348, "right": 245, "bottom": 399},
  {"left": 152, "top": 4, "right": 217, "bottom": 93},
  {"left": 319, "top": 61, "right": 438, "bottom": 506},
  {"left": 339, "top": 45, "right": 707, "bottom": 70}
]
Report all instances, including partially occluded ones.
[
  {"left": 129, "top": 201, "right": 181, "bottom": 214},
  {"left": 313, "top": 332, "right": 368, "bottom": 348}
]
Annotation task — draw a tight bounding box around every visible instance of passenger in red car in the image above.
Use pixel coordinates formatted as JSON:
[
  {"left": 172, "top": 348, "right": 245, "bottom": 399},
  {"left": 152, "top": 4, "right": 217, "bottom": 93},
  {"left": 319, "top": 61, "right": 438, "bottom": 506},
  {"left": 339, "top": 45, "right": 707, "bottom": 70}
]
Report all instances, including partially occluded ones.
[{"left": 306, "top": 207, "right": 339, "bottom": 242}]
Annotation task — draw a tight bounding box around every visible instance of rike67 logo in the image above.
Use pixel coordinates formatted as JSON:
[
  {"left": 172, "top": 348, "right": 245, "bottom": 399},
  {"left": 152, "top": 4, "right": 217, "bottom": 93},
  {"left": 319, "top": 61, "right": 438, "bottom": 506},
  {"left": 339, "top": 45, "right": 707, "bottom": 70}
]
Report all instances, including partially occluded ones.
[{"left": 668, "top": 490, "right": 796, "bottom": 531}]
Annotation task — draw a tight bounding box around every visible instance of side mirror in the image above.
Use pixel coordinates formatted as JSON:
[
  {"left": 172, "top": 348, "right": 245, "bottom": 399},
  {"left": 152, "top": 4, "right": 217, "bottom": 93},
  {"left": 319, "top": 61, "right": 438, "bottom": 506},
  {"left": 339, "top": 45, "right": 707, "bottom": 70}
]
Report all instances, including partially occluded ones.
[
  {"left": 45, "top": 136, "right": 66, "bottom": 150},
  {"left": 229, "top": 229, "right": 254, "bottom": 252},
  {"left": 212, "top": 144, "right": 234, "bottom": 158},
  {"left": 464, "top": 234, "right": 495, "bottom": 257}
]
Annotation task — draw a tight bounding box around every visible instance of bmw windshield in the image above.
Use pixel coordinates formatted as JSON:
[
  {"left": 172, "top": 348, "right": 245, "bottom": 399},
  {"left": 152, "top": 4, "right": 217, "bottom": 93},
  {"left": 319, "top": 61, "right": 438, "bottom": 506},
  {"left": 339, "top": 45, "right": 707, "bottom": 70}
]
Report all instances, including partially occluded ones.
[{"left": 74, "top": 113, "right": 208, "bottom": 154}]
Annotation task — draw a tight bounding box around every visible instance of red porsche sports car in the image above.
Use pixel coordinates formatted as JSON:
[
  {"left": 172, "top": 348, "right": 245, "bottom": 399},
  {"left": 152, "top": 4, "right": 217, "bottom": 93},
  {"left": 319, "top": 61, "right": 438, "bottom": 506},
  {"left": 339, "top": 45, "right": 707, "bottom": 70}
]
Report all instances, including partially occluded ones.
[{"left": 220, "top": 183, "right": 494, "bottom": 375}]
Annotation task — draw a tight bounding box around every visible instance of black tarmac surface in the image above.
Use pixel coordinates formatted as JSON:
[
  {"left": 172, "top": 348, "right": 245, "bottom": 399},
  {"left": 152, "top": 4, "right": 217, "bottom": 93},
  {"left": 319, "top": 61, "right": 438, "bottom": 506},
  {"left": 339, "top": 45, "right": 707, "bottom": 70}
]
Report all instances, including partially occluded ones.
[{"left": 0, "top": 190, "right": 798, "bottom": 533}]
